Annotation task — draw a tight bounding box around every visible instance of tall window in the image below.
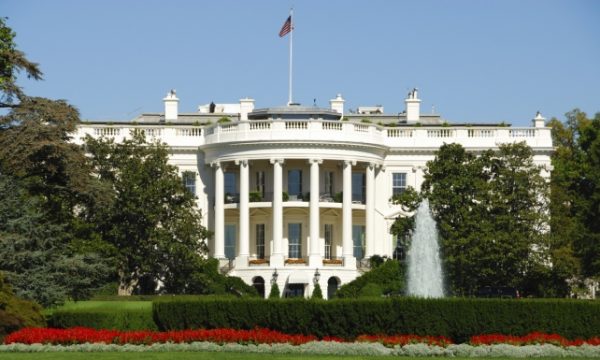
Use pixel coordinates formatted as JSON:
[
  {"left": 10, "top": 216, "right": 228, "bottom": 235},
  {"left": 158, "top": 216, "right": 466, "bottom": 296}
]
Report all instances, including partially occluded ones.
[
  {"left": 256, "top": 171, "right": 265, "bottom": 197},
  {"left": 288, "top": 223, "right": 302, "bottom": 258},
  {"left": 392, "top": 173, "right": 407, "bottom": 195},
  {"left": 224, "top": 172, "right": 237, "bottom": 202},
  {"left": 352, "top": 225, "right": 365, "bottom": 260},
  {"left": 324, "top": 171, "right": 334, "bottom": 195},
  {"left": 256, "top": 224, "right": 265, "bottom": 259},
  {"left": 288, "top": 169, "right": 302, "bottom": 198},
  {"left": 324, "top": 224, "right": 333, "bottom": 259},
  {"left": 225, "top": 224, "right": 236, "bottom": 260},
  {"left": 182, "top": 171, "right": 196, "bottom": 195},
  {"left": 352, "top": 172, "right": 365, "bottom": 203}
]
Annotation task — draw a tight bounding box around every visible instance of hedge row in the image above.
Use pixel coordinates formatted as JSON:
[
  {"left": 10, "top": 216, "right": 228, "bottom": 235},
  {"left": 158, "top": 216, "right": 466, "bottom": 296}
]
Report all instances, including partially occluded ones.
[
  {"left": 152, "top": 297, "right": 600, "bottom": 342},
  {"left": 50, "top": 308, "right": 157, "bottom": 331}
]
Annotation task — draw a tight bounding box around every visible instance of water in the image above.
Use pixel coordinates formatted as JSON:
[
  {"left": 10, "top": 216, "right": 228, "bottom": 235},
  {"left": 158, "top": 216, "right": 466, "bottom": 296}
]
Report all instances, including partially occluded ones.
[{"left": 407, "top": 200, "right": 445, "bottom": 298}]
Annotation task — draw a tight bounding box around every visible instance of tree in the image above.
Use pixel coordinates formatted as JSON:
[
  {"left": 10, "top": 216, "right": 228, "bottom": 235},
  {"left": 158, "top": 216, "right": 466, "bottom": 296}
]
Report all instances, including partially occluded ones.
[
  {"left": 335, "top": 259, "right": 405, "bottom": 298},
  {"left": 84, "top": 132, "right": 210, "bottom": 294},
  {"left": 0, "top": 174, "right": 109, "bottom": 307},
  {"left": 268, "top": 283, "right": 281, "bottom": 299},
  {"left": 0, "top": 17, "right": 43, "bottom": 107},
  {"left": 0, "top": 271, "right": 45, "bottom": 340},
  {"left": 422, "top": 142, "right": 550, "bottom": 296},
  {"left": 311, "top": 283, "right": 323, "bottom": 299},
  {"left": 549, "top": 110, "right": 600, "bottom": 284}
]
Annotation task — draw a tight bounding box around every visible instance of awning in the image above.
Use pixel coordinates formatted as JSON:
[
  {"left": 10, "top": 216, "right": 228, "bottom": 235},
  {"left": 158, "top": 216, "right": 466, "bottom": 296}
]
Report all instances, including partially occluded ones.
[{"left": 287, "top": 272, "right": 310, "bottom": 284}]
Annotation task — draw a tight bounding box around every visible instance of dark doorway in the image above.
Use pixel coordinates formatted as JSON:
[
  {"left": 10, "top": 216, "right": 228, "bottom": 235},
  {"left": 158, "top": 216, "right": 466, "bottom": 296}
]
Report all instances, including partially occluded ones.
[
  {"left": 327, "top": 277, "right": 339, "bottom": 299},
  {"left": 285, "top": 284, "right": 305, "bottom": 298},
  {"left": 252, "top": 276, "right": 265, "bottom": 298}
]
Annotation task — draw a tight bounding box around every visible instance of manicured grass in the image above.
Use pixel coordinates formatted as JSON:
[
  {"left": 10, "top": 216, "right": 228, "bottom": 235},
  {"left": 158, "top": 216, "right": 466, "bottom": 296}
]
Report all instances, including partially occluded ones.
[{"left": 0, "top": 354, "right": 595, "bottom": 360}]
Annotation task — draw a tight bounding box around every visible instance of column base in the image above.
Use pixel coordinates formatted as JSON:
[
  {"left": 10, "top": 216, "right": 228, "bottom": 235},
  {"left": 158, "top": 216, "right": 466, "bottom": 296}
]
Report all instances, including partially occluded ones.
[
  {"left": 270, "top": 254, "right": 285, "bottom": 268},
  {"left": 308, "top": 255, "right": 323, "bottom": 268},
  {"left": 344, "top": 256, "right": 357, "bottom": 269},
  {"left": 235, "top": 255, "right": 248, "bottom": 269}
]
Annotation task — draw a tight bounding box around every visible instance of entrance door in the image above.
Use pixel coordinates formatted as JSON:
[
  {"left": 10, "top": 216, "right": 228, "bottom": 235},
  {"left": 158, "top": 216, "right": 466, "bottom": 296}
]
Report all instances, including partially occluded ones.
[{"left": 285, "top": 284, "right": 305, "bottom": 298}]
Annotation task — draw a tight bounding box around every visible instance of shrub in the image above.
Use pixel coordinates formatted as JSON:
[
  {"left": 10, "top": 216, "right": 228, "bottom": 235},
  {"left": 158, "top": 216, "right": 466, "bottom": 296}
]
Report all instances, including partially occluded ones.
[
  {"left": 50, "top": 307, "right": 157, "bottom": 331},
  {"left": 152, "top": 297, "right": 600, "bottom": 342},
  {"left": 312, "top": 284, "right": 323, "bottom": 299},
  {"left": 268, "top": 284, "right": 280, "bottom": 299},
  {"left": 0, "top": 273, "right": 45, "bottom": 340},
  {"left": 336, "top": 259, "right": 405, "bottom": 298},
  {"left": 358, "top": 283, "right": 383, "bottom": 297}
]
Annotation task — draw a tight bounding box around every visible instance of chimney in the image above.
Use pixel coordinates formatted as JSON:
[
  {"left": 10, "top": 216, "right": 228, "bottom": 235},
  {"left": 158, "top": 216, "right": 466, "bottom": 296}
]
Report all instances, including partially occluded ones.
[
  {"left": 163, "top": 89, "right": 179, "bottom": 121},
  {"left": 239, "top": 97, "right": 255, "bottom": 121},
  {"left": 329, "top": 94, "right": 345, "bottom": 114},
  {"left": 532, "top": 111, "right": 546, "bottom": 128},
  {"left": 405, "top": 88, "right": 421, "bottom": 122}
]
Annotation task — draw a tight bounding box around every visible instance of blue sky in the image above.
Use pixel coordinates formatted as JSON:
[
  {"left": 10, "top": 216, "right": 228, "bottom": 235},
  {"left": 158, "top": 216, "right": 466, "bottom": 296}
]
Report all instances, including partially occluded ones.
[{"left": 4, "top": 0, "right": 600, "bottom": 126}]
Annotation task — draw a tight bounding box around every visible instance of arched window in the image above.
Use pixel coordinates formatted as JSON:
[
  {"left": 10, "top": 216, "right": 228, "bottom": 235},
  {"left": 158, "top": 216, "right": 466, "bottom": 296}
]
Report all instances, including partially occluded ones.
[
  {"left": 252, "top": 276, "right": 265, "bottom": 298},
  {"left": 327, "top": 277, "right": 340, "bottom": 299}
]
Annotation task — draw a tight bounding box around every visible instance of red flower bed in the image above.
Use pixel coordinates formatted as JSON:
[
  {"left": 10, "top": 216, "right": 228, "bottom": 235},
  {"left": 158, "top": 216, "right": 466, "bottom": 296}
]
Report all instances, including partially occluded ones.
[
  {"left": 469, "top": 332, "right": 600, "bottom": 347},
  {"left": 4, "top": 327, "right": 317, "bottom": 346},
  {"left": 356, "top": 334, "right": 453, "bottom": 347}
]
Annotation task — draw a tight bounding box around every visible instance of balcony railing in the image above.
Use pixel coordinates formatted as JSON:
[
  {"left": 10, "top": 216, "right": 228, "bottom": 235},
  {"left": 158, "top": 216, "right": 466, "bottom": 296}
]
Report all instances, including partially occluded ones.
[{"left": 78, "top": 121, "right": 551, "bottom": 151}]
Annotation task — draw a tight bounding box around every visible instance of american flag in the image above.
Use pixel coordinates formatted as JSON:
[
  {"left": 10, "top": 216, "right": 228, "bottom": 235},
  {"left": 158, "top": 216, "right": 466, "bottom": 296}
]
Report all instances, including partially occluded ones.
[{"left": 279, "top": 15, "right": 292, "bottom": 37}]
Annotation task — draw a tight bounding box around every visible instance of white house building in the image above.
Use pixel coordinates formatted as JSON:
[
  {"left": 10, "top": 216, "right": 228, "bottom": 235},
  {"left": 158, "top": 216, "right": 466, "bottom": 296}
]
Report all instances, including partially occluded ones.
[{"left": 75, "top": 89, "right": 553, "bottom": 299}]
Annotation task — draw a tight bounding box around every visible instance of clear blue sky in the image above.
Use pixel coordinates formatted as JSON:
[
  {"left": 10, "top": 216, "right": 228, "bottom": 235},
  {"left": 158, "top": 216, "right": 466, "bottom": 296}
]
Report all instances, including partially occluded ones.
[{"left": 4, "top": 0, "right": 600, "bottom": 126}]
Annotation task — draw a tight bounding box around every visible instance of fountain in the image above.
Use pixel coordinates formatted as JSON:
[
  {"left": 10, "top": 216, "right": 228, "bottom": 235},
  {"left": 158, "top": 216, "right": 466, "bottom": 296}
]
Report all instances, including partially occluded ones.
[{"left": 406, "top": 199, "right": 445, "bottom": 298}]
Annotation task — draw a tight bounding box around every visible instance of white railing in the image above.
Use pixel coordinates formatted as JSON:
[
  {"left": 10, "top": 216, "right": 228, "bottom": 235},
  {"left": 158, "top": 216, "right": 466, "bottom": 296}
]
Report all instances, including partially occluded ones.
[
  {"left": 322, "top": 122, "right": 342, "bottom": 131},
  {"left": 176, "top": 128, "right": 202, "bottom": 136},
  {"left": 510, "top": 129, "right": 536, "bottom": 137},
  {"left": 427, "top": 129, "right": 454, "bottom": 138},
  {"left": 80, "top": 121, "right": 551, "bottom": 150},
  {"left": 250, "top": 122, "right": 271, "bottom": 130},
  {"left": 387, "top": 129, "right": 413, "bottom": 138},
  {"left": 468, "top": 129, "right": 496, "bottom": 137},
  {"left": 285, "top": 121, "right": 308, "bottom": 130},
  {"left": 93, "top": 127, "right": 121, "bottom": 137}
]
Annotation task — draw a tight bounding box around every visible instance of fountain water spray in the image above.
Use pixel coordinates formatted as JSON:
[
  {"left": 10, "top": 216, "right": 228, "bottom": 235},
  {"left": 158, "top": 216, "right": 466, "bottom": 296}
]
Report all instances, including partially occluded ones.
[{"left": 407, "top": 199, "right": 445, "bottom": 298}]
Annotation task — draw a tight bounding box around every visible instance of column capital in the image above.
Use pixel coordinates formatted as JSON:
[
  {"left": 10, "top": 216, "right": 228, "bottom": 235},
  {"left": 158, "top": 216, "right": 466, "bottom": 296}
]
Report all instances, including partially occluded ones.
[
  {"left": 343, "top": 160, "right": 357, "bottom": 166},
  {"left": 367, "top": 162, "right": 376, "bottom": 170},
  {"left": 210, "top": 161, "right": 222, "bottom": 168},
  {"left": 308, "top": 158, "right": 323, "bottom": 165},
  {"left": 270, "top": 158, "right": 285, "bottom": 165},
  {"left": 235, "top": 159, "right": 248, "bottom": 166}
]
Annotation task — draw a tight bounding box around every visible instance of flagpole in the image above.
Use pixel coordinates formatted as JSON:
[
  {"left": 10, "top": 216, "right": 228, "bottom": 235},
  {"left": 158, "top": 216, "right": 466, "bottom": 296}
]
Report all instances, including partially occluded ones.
[{"left": 288, "top": 8, "right": 293, "bottom": 105}]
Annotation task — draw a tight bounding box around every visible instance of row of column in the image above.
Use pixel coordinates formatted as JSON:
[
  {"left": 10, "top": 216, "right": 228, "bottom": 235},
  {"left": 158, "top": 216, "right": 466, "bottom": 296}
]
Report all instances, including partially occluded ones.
[{"left": 213, "top": 159, "right": 376, "bottom": 269}]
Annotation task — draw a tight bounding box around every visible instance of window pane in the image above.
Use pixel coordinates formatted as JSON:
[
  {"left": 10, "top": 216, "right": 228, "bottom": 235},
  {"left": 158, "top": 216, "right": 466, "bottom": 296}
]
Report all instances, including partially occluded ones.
[
  {"left": 225, "top": 172, "right": 237, "bottom": 195},
  {"left": 225, "top": 224, "right": 236, "bottom": 259},
  {"left": 392, "top": 173, "right": 406, "bottom": 195},
  {"left": 182, "top": 172, "right": 196, "bottom": 195},
  {"left": 256, "top": 224, "right": 265, "bottom": 259},
  {"left": 352, "top": 225, "right": 365, "bottom": 260},
  {"left": 288, "top": 170, "right": 302, "bottom": 196},
  {"left": 288, "top": 223, "right": 302, "bottom": 258},
  {"left": 352, "top": 172, "right": 365, "bottom": 202},
  {"left": 324, "top": 224, "right": 333, "bottom": 259}
]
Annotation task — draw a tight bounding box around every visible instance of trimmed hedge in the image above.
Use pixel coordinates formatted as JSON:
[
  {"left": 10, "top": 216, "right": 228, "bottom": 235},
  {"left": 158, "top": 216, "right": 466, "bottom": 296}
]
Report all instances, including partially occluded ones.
[
  {"left": 51, "top": 308, "right": 157, "bottom": 331},
  {"left": 153, "top": 297, "right": 600, "bottom": 342}
]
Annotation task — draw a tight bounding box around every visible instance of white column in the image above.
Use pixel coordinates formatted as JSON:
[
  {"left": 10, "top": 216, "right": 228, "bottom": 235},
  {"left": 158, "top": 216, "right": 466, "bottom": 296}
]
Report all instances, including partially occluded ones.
[
  {"left": 342, "top": 160, "right": 356, "bottom": 268},
  {"left": 213, "top": 162, "right": 225, "bottom": 259},
  {"left": 309, "top": 158, "right": 323, "bottom": 267},
  {"left": 365, "top": 163, "right": 375, "bottom": 258},
  {"left": 270, "top": 158, "right": 284, "bottom": 267},
  {"left": 236, "top": 159, "right": 249, "bottom": 267}
]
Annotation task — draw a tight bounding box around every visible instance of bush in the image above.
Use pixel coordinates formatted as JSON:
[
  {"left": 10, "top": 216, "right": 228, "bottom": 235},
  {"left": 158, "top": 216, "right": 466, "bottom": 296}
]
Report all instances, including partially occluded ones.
[
  {"left": 152, "top": 297, "right": 600, "bottom": 342},
  {"left": 336, "top": 259, "right": 405, "bottom": 298},
  {"left": 358, "top": 283, "right": 383, "bottom": 297},
  {"left": 50, "top": 308, "right": 157, "bottom": 331},
  {"left": 312, "top": 284, "right": 323, "bottom": 299},
  {"left": 0, "top": 273, "right": 45, "bottom": 340},
  {"left": 269, "top": 283, "right": 280, "bottom": 299}
]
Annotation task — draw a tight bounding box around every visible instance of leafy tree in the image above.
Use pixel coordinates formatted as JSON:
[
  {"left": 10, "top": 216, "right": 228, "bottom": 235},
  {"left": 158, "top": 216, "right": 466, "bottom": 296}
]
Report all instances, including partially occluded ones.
[
  {"left": 422, "top": 142, "right": 549, "bottom": 296},
  {"left": 549, "top": 110, "right": 600, "bottom": 283},
  {"left": 0, "top": 17, "right": 43, "bottom": 107},
  {"left": 84, "top": 132, "right": 210, "bottom": 294}
]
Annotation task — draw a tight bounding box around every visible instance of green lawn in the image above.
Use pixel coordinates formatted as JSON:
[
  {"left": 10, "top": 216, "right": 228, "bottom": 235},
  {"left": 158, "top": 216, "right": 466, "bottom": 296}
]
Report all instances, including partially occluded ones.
[{"left": 0, "top": 354, "right": 594, "bottom": 360}]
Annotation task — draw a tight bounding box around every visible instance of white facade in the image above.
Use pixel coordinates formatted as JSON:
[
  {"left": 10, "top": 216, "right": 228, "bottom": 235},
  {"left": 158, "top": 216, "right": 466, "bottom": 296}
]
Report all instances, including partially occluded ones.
[{"left": 75, "top": 90, "right": 553, "bottom": 299}]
